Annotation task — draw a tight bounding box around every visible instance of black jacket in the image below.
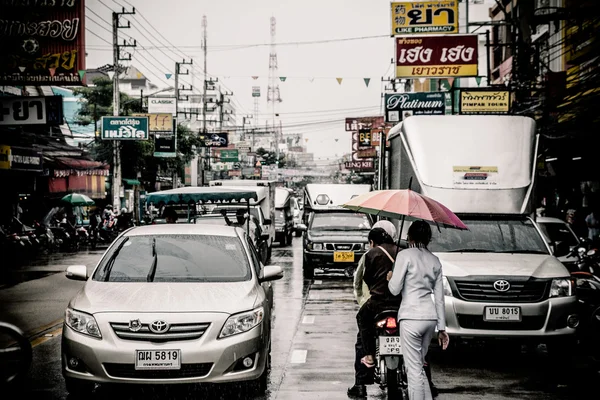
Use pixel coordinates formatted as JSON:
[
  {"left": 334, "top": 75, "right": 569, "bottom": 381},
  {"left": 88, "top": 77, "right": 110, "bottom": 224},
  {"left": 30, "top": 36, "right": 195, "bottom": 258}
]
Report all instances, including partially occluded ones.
[{"left": 363, "top": 243, "right": 401, "bottom": 304}]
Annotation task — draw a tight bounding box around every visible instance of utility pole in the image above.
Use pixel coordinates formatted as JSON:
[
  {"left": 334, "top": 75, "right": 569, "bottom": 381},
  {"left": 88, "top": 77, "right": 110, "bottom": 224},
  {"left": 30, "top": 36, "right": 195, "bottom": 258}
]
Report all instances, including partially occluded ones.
[
  {"left": 202, "top": 16, "right": 208, "bottom": 135},
  {"left": 111, "top": 7, "right": 136, "bottom": 209},
  {"left": 217, "top": 89, "right": 233, "bottom": 130},
  {"left": 172, "top": 59, "right": 193, "bottom": 189}
]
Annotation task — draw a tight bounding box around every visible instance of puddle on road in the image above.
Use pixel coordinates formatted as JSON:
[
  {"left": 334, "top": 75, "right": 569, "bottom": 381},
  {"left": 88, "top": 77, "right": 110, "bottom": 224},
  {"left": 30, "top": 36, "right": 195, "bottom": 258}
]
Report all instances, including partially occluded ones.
[{"left": 0, "top": 270, "right": 56, "bottom": 287}]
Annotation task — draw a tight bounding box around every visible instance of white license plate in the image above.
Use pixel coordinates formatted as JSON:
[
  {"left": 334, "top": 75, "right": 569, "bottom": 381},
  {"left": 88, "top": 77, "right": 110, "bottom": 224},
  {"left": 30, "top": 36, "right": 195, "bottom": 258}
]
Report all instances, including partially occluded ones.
[
  {"left": 135, "top": 349, "right": 181, "bottom": 370},
  {"left": 484, "top": 306, "right": 521, "bottom": 321},
  {"left": 379, "top": 336, "right": 402, "bottom": 355}
]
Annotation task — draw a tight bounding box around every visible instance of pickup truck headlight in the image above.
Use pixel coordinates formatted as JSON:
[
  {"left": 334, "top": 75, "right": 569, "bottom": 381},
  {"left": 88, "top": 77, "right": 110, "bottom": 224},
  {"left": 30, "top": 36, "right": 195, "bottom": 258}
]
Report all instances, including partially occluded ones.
[
  {"left": 65, "top": 308, "right": 102, "bottom": 338},
  {"left": 549, "top": 278, "right": 575, "bottom": 298},
  {"left": 219, "top": 307, "right": 264, "bottom": 338},
  {"left": 307, "top": 242, "right": 323, "bottom": 250},
  {"left": 442, "top": 276, "right": 453, "bottom": 297}
]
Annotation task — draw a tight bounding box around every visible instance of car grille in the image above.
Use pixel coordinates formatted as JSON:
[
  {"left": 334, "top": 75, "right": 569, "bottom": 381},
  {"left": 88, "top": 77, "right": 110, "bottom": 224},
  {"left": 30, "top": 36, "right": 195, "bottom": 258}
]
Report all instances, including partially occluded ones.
[
  {"left": 457, "top": 315, "right": 546, "bottom": 330},
  {"left": 324, "top": 243, "right": 362, "bottom": 251},
  {"left": 452, "top": 278, "right": 549, "bottom": 303},
  {"left": 110, "top": 322, "right": 210, "bottom": 342},
  {"left": 104, "top": 363, "right": 212, "bottom": 379}
]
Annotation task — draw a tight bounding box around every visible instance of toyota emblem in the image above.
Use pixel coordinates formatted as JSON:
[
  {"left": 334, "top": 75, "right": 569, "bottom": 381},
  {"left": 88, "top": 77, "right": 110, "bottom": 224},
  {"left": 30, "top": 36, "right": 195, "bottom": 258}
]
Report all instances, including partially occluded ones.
[
  {"left": 493, "top": 280, "right": 511, "bottom": 292},
  {"left": 149, "top": 320, "right": 169, "bottom": 334}
]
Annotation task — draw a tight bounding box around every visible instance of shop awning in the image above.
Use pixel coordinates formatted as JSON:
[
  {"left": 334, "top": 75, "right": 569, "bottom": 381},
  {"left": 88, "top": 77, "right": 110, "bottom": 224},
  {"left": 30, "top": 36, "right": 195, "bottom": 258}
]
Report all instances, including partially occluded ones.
[{"left": 123, "top": 178, "right": 141, "bottom": 186}]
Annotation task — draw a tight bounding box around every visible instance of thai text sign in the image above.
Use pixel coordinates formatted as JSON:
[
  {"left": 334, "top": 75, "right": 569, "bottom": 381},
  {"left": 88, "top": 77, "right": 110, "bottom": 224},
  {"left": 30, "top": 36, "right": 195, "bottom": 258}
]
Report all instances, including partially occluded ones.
[
  {"left": 0, "top": 0, "right": 87, "bottom": 85},
  {"left": 384, "top": 92, "right": 446, "bottom": 122},
  {"left": 219, "top": 149, "right": 239, "bottom": 162},
  {"left": 459, "top": 89, "right": 511, "bottom": 115},
  {"left": 0, "top": 96, "right": 63, "bottom": 125},
  {"left": 0, "top": 145, "right": 43, "bottom": 172},
  {"left": 396, "top": 35, "right": 478, "bottom": 78},
  {"left": 391, "top": 1, "right": 458, "bottom": 35},
  {"left": 101, "top": 117, "right": 149, "bottom": 140},
  {"left": 133, "top": 113, "right": 173, "bottom": 132}
]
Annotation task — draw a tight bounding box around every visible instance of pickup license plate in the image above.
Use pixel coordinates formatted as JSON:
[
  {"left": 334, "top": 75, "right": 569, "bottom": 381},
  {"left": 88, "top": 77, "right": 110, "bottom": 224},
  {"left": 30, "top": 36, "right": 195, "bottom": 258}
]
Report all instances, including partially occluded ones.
[
  {"left": 334, "top": 251, "right": 354, "bottom": 262},
  {"left": 379, "top": 336, "right": 402, "bottom": 355},
  {"left": 135, "top": 350, "right": 181, "bottom": 370},
  {"left": 484, "top": 306, "right": 521, "bottom": 321}
]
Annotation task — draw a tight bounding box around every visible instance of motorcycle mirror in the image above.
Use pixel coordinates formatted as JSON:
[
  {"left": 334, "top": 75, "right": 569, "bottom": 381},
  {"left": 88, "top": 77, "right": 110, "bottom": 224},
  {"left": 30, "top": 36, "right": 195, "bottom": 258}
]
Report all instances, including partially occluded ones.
[
  {"left": 578, "top": 247, "right": 587, "bottom": 256},
  {"left": 587, "top": 249, "right": 596, "bottom": 256}
]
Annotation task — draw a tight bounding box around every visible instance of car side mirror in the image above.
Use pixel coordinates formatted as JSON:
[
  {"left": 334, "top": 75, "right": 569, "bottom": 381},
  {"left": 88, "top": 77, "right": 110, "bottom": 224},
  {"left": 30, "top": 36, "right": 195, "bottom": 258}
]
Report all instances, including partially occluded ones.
[
  {"left": 259, "top": 265, "right": 283, "bottom": 283},
  {"left": 66, "top": 265, "right": 88, "bottom": 281},
  {"left": 264, "top": 218, "right": 272, "bottom": 225},
  {"left": 297, "top": 223, "right": 307, "bottom": 232}
]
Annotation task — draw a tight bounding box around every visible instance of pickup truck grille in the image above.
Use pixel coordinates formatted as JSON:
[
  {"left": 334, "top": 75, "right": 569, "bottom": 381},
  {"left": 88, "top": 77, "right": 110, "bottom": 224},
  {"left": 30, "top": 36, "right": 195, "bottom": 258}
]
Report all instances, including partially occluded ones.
[
  {"left": 452, "top": 278, "right": 549, "bottom": 303},
  {"left": 325, "top": 243, "right": 362, "bottom": 251}
]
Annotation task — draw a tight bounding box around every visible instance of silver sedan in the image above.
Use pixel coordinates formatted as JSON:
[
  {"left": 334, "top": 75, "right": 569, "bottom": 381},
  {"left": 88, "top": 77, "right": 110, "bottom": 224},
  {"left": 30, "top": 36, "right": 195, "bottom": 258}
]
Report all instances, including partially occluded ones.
[{"left": 61, "top": 224, "right": 283, "bottom": 396}]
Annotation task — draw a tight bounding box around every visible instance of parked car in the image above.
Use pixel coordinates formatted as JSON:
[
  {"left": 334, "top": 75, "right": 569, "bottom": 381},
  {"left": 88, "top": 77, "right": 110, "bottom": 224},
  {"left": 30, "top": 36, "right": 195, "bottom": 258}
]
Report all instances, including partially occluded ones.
[
  {"left": 536, "top": 216, "right": 581, "bottom": 266},
  {"left": 291, "top": 197, "right": 304, "bottom": 237},
  {"left": 61, "top": 224, "right": 283, "bottom": 396}
]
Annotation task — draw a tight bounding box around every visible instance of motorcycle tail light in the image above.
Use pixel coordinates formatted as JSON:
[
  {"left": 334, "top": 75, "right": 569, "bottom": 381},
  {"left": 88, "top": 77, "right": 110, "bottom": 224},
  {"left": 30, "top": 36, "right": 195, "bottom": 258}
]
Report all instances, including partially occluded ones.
[{"left": 385, "top": 317, "right": 397, "bottom": 329}]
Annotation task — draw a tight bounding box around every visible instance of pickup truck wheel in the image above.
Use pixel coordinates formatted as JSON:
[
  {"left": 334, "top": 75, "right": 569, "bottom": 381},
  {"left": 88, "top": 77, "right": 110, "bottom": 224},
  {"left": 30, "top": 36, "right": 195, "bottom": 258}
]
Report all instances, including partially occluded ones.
[{"left": 303, "top": 258, "right": 314, "bottom": 279}]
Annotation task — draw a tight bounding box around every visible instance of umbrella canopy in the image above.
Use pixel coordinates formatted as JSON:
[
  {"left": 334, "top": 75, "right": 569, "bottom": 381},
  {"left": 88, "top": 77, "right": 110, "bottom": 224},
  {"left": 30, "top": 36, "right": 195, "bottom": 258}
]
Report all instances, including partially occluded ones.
[
  {"left": 342, "top": 189, "right": 468, "bottom": 230},
  {"left": 61, "top": 193, "right": 95, "bottom": 206}
]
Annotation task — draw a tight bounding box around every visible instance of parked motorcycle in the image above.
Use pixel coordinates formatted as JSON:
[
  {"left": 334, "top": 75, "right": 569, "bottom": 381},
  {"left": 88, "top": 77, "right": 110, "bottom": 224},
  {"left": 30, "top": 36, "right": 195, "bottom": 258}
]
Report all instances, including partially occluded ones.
[
  {"left": 374, "top": 310, "right": 408, "bottom": 400},
  {"left": 571, "top": 271, "right": 600, "bottom": 361},
  {"left": 565, "top": 240, "right": 600, "bottom": 277}
]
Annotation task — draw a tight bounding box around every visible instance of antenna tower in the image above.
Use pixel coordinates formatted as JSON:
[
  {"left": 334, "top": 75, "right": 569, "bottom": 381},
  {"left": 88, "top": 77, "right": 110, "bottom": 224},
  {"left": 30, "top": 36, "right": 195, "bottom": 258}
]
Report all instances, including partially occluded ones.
[{"left": 267, "top": 16, "right": 282, "bottom": 158}]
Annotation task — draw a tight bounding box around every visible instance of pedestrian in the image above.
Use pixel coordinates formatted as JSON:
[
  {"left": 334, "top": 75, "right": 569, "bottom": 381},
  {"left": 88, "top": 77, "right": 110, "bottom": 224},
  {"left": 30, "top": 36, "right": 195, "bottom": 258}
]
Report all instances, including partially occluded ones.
[
  {"left": 162, "top": 207, "right": 178, "bottom": 224},
  {"left": 387, "top": 220, "right": 449, "bottom": 400}
]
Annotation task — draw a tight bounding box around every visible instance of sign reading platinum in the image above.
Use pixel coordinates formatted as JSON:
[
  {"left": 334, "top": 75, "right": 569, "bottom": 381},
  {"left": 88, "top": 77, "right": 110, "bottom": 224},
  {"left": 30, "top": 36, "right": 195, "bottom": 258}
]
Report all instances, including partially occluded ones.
[{"left": 101, "top": 116, "right": 149, "bottom": 140}]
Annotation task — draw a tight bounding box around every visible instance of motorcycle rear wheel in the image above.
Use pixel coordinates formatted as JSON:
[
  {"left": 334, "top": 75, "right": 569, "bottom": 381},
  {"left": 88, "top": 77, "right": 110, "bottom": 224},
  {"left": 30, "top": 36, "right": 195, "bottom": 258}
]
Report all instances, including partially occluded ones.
[{"left": 386, "top": 367, "right": 399, "bottom": 400}]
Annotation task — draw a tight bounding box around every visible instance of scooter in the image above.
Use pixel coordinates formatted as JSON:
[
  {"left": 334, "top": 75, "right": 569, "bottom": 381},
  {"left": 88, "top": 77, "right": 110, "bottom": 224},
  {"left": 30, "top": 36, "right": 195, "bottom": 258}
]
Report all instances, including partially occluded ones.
[{"left": 374, "top": 310, "right": 408, "bottom": 400}]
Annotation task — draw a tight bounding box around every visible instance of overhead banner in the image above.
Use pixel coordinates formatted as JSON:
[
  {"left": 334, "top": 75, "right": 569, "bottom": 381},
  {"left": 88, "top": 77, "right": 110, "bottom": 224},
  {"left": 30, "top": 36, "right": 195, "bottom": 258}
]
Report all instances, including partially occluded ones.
[
  {"left": 148, "top": 97, "right": 177, "bottom": 115},
  {"left": 396, "top": 34, "right": 478, "bottom": 78},
  {"left": 199, "top": 132, "right": 229, "bottom": 147},
  {"left": 459, "top": 89, "right": 511, "bottom": 115},
  {"left": 101, "top": 116, "right": 149, "bottom": 140},
  {"left": 0, "top": 0, "right": 86, "bottom": 85},
  {"left": 384, "top": 92, "right": 446, "bottom": 122},
  {"left": 0, "top": 96, "right": 64, "bottom": 126},
  {"left": 0, "top": 145, "right": 43, "bottom": 172},
  {"left": 391, "top": 1, "right": 459, "bottom": 35},
  {"left": 154, "top": 118, "right": 177, "bottom": 158}
]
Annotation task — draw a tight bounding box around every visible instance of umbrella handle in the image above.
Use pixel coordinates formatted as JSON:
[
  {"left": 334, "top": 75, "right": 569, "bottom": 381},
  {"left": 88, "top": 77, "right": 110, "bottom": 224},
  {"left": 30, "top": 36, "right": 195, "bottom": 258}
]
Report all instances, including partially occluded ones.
[{"left": 397, "top": 177, "right": 412, "bottom": 246}]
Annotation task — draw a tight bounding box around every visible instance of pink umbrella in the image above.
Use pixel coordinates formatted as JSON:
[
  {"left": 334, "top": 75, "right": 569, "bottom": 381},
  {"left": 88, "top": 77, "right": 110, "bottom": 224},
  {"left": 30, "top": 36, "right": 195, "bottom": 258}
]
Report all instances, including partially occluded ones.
[{"left": 342, "top": 189, "right": 468, "bottom": 230}]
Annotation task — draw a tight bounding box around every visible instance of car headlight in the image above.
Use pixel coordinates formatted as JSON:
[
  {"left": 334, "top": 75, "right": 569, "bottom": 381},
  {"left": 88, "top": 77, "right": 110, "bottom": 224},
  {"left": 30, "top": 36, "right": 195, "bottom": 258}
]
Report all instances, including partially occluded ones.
[
  {"left": 65, "top": 308, "right": 102, "bottom": 338},
  {"left": 549, "top": 278, "right": 575, "bottom": 298},
  {"left": 219, "top": 307, "right": 264, "bottom": 338},
  {"left": 443, "top": 276, "right": 453, "bottom": 297}
]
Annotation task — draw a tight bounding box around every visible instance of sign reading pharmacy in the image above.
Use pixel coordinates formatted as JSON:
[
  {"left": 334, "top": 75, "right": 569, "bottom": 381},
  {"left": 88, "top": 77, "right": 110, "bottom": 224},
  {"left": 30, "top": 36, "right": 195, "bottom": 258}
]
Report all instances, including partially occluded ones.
[
  {"left": 459, "top": 89, "right": 511, "bottom": 115},
  {"left": 101, "top": 117, "right": 149, "bottom": 140},
  {"left": 384, "top": 92, "right": 446, "bottom": 122},
  {"left": 391, "top": 1, "right": 459, "bottom": 35}
]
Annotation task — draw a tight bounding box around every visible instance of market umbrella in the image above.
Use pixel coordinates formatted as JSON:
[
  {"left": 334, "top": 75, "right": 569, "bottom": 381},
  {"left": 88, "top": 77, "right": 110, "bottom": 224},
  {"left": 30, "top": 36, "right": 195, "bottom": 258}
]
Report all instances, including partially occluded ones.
[
  {"left": 60, "top": 193, "right": 95, "bottom": 206},
  {"left": 342, "top": 189, "right": 468, "bottom": 232}
]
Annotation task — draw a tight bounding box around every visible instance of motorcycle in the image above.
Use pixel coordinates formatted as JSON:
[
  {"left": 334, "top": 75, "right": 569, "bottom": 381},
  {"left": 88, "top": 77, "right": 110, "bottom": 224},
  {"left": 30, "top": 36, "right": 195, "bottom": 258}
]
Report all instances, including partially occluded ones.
[
  {"left": 374, "top": 309, "right": 408, "bottom": 400},
  {"left": 572, "top": 271, "right": 600, "bottom": 361},
  {"left": 565, "top": 240, "right": 600, "bottom": 277}
]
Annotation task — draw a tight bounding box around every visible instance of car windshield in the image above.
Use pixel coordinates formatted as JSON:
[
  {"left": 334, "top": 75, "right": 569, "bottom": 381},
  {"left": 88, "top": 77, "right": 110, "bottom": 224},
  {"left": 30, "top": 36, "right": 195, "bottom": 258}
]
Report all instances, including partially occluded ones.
[
  {"left": 537, "top": 222, "right": 579, "bottom": 248},
  {"left": 428, "top": 219, "right": 549, "bottom": 254},
  {"left": 310, "top": 212, "right": 371, "bottom": 231},
  {"left": 93, "top": 234, "right": 251, "bottom": 282}
]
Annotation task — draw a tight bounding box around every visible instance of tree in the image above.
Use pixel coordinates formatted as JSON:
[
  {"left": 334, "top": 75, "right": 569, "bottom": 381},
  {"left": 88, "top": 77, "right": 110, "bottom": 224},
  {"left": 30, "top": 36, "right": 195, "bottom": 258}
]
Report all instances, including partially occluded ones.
[
  {"left": 256, "top": 147, "right": 286, "bottom": 168},
  {"left": 73, "top": 77, "right": 201, "bottom": 190}
]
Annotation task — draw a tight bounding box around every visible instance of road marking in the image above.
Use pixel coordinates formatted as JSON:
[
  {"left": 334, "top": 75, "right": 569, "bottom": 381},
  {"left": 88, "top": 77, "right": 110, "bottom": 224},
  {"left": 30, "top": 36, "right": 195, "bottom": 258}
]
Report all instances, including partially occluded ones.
[
  {"left": 291, "top": 349, "right": 307, "bottom": 364},
  {"left": 270, "top": 256, "right": 294, "bottom": 262},
  {"left": 25, "top": 318, "right": 64, "bottom": 338},
  {"left": 309, "top": 293, "right": 320, "bottom": 300},
  {"left": 314, "top": 280, "right": 322, "bottom": 285},
  {"left": 31, "top": 327, "right": 62, "bottom": 348},
  {"left": 302, "top": 316, "right": 315, "bottom": 324}
]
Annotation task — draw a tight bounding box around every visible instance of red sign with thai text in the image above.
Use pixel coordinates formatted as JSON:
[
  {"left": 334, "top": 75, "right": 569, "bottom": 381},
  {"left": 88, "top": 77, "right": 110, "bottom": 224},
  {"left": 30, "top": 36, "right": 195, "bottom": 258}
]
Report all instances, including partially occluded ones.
[{"left": 0, "top": 0, "right": 87, "bottom": 86}]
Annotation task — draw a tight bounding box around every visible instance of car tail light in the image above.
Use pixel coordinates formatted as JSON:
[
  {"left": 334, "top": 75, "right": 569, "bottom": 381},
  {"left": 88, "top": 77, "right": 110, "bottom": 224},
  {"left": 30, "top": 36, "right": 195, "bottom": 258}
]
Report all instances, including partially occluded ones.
[{"left": 385, "top": 317, "right": 397, "bottom": 329}]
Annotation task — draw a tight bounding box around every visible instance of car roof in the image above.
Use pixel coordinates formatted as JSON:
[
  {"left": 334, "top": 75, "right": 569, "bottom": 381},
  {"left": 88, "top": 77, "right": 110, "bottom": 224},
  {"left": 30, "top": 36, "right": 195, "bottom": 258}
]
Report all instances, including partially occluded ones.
[
  {"left": 536, "top": 217, "right": 567, "bottom": 224},
  {"left": 124, "top": 223, "right": 241, "bottom": 237}
]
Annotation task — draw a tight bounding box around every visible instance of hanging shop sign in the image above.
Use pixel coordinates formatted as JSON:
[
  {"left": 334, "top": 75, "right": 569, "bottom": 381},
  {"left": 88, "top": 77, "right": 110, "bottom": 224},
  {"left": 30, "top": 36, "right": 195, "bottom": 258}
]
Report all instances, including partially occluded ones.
[
  {"left": 133, "top": 113, "right": 173, "bottom": 132},
  {"left": 396, "top": 34, "right": 478, "bottom": 78},
  {"left": 101, "top": 116, "right": 149, "bottom": 140},
  {"left": 458, "top": 89, "right": 511, "bottom": 115},
  {"left": 0, "top": 145, "right": 43, "bottom": 172},
  {"left": 357, "top": 148, "right": 377, "bottom": 158},
  {"left": 199, "top": 132, "right": 229, "bottom": 147},
  {"left": 148, "top": 97, "right": 177, "bottom": 115},
  {"left": 345, "top": 116, "right": 385, "bottom": 132},
  {"left": 154, "top": 118, "right": 177, "bottom": 157},
  {"left": 344, "top": 159, "right": 375, "bottom": 171},
  {"left": 384, "top": 92, "right": 446, "bottom": 122},
  {"left": 358, "top": 128, "right": 372, "bottom": 147},
  {"left": 0, "top": 96, "right": 64, "bottom": 125},
  {"left": 352, "top": 132, "right": 377, "bottom": 165},
  {"left": 0, "top": 0, "right": 86, "bottom": 86},
  {"left": 391, "top": 1, "right": 459, "bottom": 35}
]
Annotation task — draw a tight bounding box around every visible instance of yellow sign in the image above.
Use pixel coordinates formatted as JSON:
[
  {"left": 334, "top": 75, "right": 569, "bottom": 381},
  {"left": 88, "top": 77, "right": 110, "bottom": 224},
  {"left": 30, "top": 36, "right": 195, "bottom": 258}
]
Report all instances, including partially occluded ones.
[
  {"left": 391, "top": 1, "right": 459, "bottom": 35},
  {"left": 459, "top": 90, "right": 511, "bottom": 114},
  {"left": 133, "top": 113, "right": 173, "bottom": 132},
  {"left": 396, "top": 64, "right": 477, "bottom": 78},
  {"left": 0, "top": 145, "right": 10, "bottom": 170}
]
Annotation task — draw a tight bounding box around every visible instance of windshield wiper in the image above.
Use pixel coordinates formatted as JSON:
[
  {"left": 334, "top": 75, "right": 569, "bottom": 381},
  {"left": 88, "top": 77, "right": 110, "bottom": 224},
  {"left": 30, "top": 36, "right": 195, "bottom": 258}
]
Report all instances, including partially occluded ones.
[
  {"left": 494, "top": 249, "right": 548, "bottom": 254},
  {"left": 446, "top": 248, "right": 492, "bottom": 253},
  {"left": 147, "top": 237, "right": 158, "bottom": 282},
  {"left": 103, "top": 237, "right": 129, "bottom": 282}
]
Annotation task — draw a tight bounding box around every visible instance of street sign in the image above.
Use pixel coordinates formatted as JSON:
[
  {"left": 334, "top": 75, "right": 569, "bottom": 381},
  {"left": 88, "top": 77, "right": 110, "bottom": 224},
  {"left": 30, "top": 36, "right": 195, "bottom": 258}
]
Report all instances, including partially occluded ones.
[
  {"left": 220, "top": 149, "right": 239, "bottom": 162},
  {"left": 101, "top": 116, "right": 149, "bottom": 140}
]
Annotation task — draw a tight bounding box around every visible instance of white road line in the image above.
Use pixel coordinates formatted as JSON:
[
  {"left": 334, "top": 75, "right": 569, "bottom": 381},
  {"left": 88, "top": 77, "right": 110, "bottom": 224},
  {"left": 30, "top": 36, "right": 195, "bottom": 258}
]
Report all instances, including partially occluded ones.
[
  {"left": 302, "top": 316, "right": 315, "bottom": 324},
  {"left": 314, "top": 280, "right": 322, "bottom": 285},
  {"left": 291, "top": 349, "right": 308, "bottom": 364},
  {"left": 270, "top": 257, "right": 294, "bottom": 262}
]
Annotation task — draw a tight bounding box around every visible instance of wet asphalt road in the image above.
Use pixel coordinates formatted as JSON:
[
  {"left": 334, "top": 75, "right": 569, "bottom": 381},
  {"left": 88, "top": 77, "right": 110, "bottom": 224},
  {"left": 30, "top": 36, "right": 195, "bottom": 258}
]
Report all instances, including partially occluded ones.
[{"left": 1, "top": 238, "right": 599, "bottom": 400}]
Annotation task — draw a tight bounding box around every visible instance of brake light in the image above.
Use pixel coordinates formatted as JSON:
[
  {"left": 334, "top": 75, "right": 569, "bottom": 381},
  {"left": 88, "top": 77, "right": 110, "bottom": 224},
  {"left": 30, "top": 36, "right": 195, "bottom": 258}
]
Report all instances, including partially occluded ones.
[{"left": 385, "top": 317, "right": 397, "bottom": 329}]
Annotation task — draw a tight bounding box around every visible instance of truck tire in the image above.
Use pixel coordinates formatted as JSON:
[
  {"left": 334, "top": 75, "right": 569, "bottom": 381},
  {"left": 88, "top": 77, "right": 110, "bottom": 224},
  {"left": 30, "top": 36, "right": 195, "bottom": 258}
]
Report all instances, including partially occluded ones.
[{"left": 303, "top": 257, "right": 314, "bottom": 279}]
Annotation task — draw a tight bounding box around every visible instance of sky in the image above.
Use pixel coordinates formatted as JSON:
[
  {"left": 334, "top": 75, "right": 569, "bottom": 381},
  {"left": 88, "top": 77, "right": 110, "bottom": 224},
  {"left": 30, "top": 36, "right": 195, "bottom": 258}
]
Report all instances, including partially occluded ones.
[{"left": 84, "top": 0, "right": 493, "bottom": 161}]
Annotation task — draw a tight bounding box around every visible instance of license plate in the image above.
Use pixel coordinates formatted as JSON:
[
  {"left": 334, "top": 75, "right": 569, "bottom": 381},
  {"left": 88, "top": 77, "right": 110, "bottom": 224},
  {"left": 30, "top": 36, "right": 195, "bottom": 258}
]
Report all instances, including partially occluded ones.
[
  {"left": 135, "top": 349, "right": 181, "bottom": 370},
  {"left": 379, "top": 336, "right": 402, "bottom": 355},
  {"left": 334, "top": 251, "right": 354, "bottom": 262},
  {"left": 484, "top": 306, "right": 521, "bottom": 321}
]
